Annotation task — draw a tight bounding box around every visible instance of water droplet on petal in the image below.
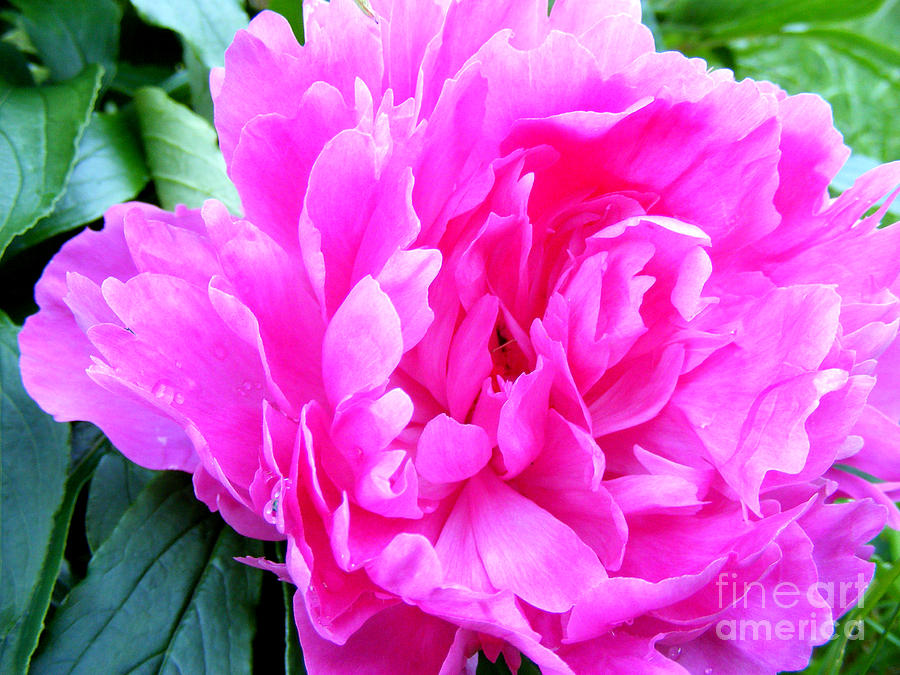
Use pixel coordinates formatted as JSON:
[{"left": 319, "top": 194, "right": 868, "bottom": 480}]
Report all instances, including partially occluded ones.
[
  {"left": 152, "top": 380, "right": 175, "bottom": 405},
  {"left": 704, "top": 668, "right": 713, "bottom": 675},
  {"left": 174, "top": 392, "right": 185, "bottom": 405},
  {"left": 174, "top": 360, "right": 183, "bottom": 369},
  {"left": 667, "top": 646, "right": 683, "bottom": 661}
]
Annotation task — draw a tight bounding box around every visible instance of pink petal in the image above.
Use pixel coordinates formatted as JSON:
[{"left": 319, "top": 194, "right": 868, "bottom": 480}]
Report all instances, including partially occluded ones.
[
  {"left": 322, "top": 276, "right": 403, "bottom": 406},
  {"left": 453, "top": 470, "right": 606, "bottom": 612},
  {"left": 495, "top": 359, "right": 553, "bottom": 478},
  {"left": 446, "top": 294, "right": 498, "bottom": 420},
  {"left": 416, "top": 414, "right": 493, "bottom": 484}
]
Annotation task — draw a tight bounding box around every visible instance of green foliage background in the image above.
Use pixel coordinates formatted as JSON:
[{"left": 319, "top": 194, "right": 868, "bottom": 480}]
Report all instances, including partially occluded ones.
[{"left": 0, "top": 1, "right": 897, "bottom": 674}]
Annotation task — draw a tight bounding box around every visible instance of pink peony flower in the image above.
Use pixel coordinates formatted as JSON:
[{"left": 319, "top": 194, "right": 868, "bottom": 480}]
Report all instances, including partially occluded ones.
[{"left": 19, "top": 0, "right": 900, "bottom": 672}]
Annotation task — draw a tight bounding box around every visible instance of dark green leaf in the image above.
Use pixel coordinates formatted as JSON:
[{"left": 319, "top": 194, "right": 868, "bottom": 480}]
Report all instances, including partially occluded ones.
[
  {"left": 6, "top": 111, "right": 148, "bottom": 256},
  {"left": 84, "top": 452, "right": 154, "bottom": 554},
  {"left": 10, "top": 0, "right": 120, "bottom": 87},
  {"left": 667, "top": 0, "right": 887, "bottom": 39},
  {"left": 0, "top": 41, "right": 33, "bottom": 87},
  {"left": 110, "top": 62, "right": 174, "bottom": 98},
  {"left": 128, "top": 0, "right": 248, "bottom": 68},
  {"left": 134, "top": 86, "right": 242, "bottom": 213},
  {"left": 183, "top": 41, "right": 214, "bottom": 125},
  {"left": 0, "top": 65, "right": 102, "bottom": 257},
  {"left": 0, "top": 311, "right": 69, "bottom": 674},
  {"left": 49, "top": 560, "right": 72, "bottom": 610},
  {"left": 268, "top": 0, "right": 305, "bottom": 44},
  {"left": 477, "top": 652, "right": 515, "bottom": 675},
  {"left": 31, "top": 472, "right": 262, "bottom": 675},
  {"left": 3, "top": 427, "right": 106, "bottom": 674},
  {"left": 280, "top": 548, "right": 306, "bottom": 675}
]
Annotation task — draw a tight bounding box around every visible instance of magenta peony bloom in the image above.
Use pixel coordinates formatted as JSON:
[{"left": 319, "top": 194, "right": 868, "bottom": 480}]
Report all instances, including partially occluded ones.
[{"left": 19, "top": 0, "right": 900, "bottom": 672}]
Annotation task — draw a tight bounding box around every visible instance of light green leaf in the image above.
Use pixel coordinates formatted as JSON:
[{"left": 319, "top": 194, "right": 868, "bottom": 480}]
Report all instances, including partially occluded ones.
[
  {"left": 134, "top": 86, "right": 242, "bottom": 214},
  {"left": 734, "top": 35, "right": 899, "bottom": 162},
  {"left": 6, "top": 111, "right": 149, "bottom": 256},
  {"left": 0, "top": 65, "right": 102, "bottom": 257},
  {"left": 0, "top": 311, "right": 69, "bottom": 674},
  {"left": 128, "top": 0, "right": 248, "bottom": 68},
  {"left": 831, "top": 153, "right": 884, "bottom": 194},
  {"left": 10, "top": 0, "right": 120, "bottom": 87},
  {"left": 831, "top": 154, "right": 899, "bottom": 225},
  {"left": 31, "top": 473, "right": 262, "bottom": 675},
  {"left": 84, "top": 452, "right": 154, "bottom": 554},
  {"left": 667, "top": 0, "right": 887, "bottom": 38},
  {"left": 778, "top": 25, "right": 900, "bottom": 69}
]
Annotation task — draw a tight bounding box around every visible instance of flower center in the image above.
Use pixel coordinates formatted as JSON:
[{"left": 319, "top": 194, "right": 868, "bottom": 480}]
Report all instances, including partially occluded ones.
[{"left": 489, "top": 321, "right": 529, "bottom": 384}]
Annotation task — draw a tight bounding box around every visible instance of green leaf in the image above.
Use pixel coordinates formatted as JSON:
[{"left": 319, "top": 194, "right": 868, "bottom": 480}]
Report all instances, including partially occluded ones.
[
  {"left": 10, "top": 0, "right": 120, "bottom": 87},
  {"left": 0, "top": 311, "right": 69, "bottom": 674},
  {"left": 784, "top": 27, "right": 900, "bottom": 68},
  {"left": 0, "top": 64, "right": 102, "bottom": 257},
  {"left": 128, "top": 0, "right": 248, "bottom": 68},
  {"left": 477, "top": 652, "right": 515, "bottom": 675},
  {"left": 31, "top": 472, "right": 262, "bottom": 675},
  {"left": 831, "top": 153, "right": 890, "bottom": 196},
  {"left": 278, "top": 544, "right": 306, "bottom": 675},
  {"left": 84, "top": 452, "right": 154, "bottom": 554},
  {"left": 733, "top": 34, "right": 900, "bottom": 163},
  {"left": 109, "top": 62, "right": 173, "bottom": 98},
  {"left": 6, "top": 111, "right": 149, "bottom": 256},
  {"left": 667, "top": 0, "right": 887, "bottom": 38},
  {"left": 183, "top": 41, "right": 214, "bottom": 125},
  {"left": 268, "top": 0, "right": 305, "bottom": 44},
  {"left": 0, "top": 41, "right": 33, "bottom": 87},
  {"left": 134, "top": 86, "right": 242, "bottom": 214}
]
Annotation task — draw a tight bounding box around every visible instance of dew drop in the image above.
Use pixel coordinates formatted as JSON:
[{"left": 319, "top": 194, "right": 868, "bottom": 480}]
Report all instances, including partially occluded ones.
[
  {"left": 667, "top": 646, "right": 683, "bottom": 661},
  {"left": 152, "top": 380, "right": 175, "bottom": 405},
  {"left": 174, "top": 360, "right": 183, "bottom": 369},
  {"left": 241, "top": 380, "right": 254, "bottom": 392},
  {"left": 174, "top": 392, "right": 185, "bottom": 405},
  {"left": 704, "top": 669, "right": 713, "bottom": 675}
]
